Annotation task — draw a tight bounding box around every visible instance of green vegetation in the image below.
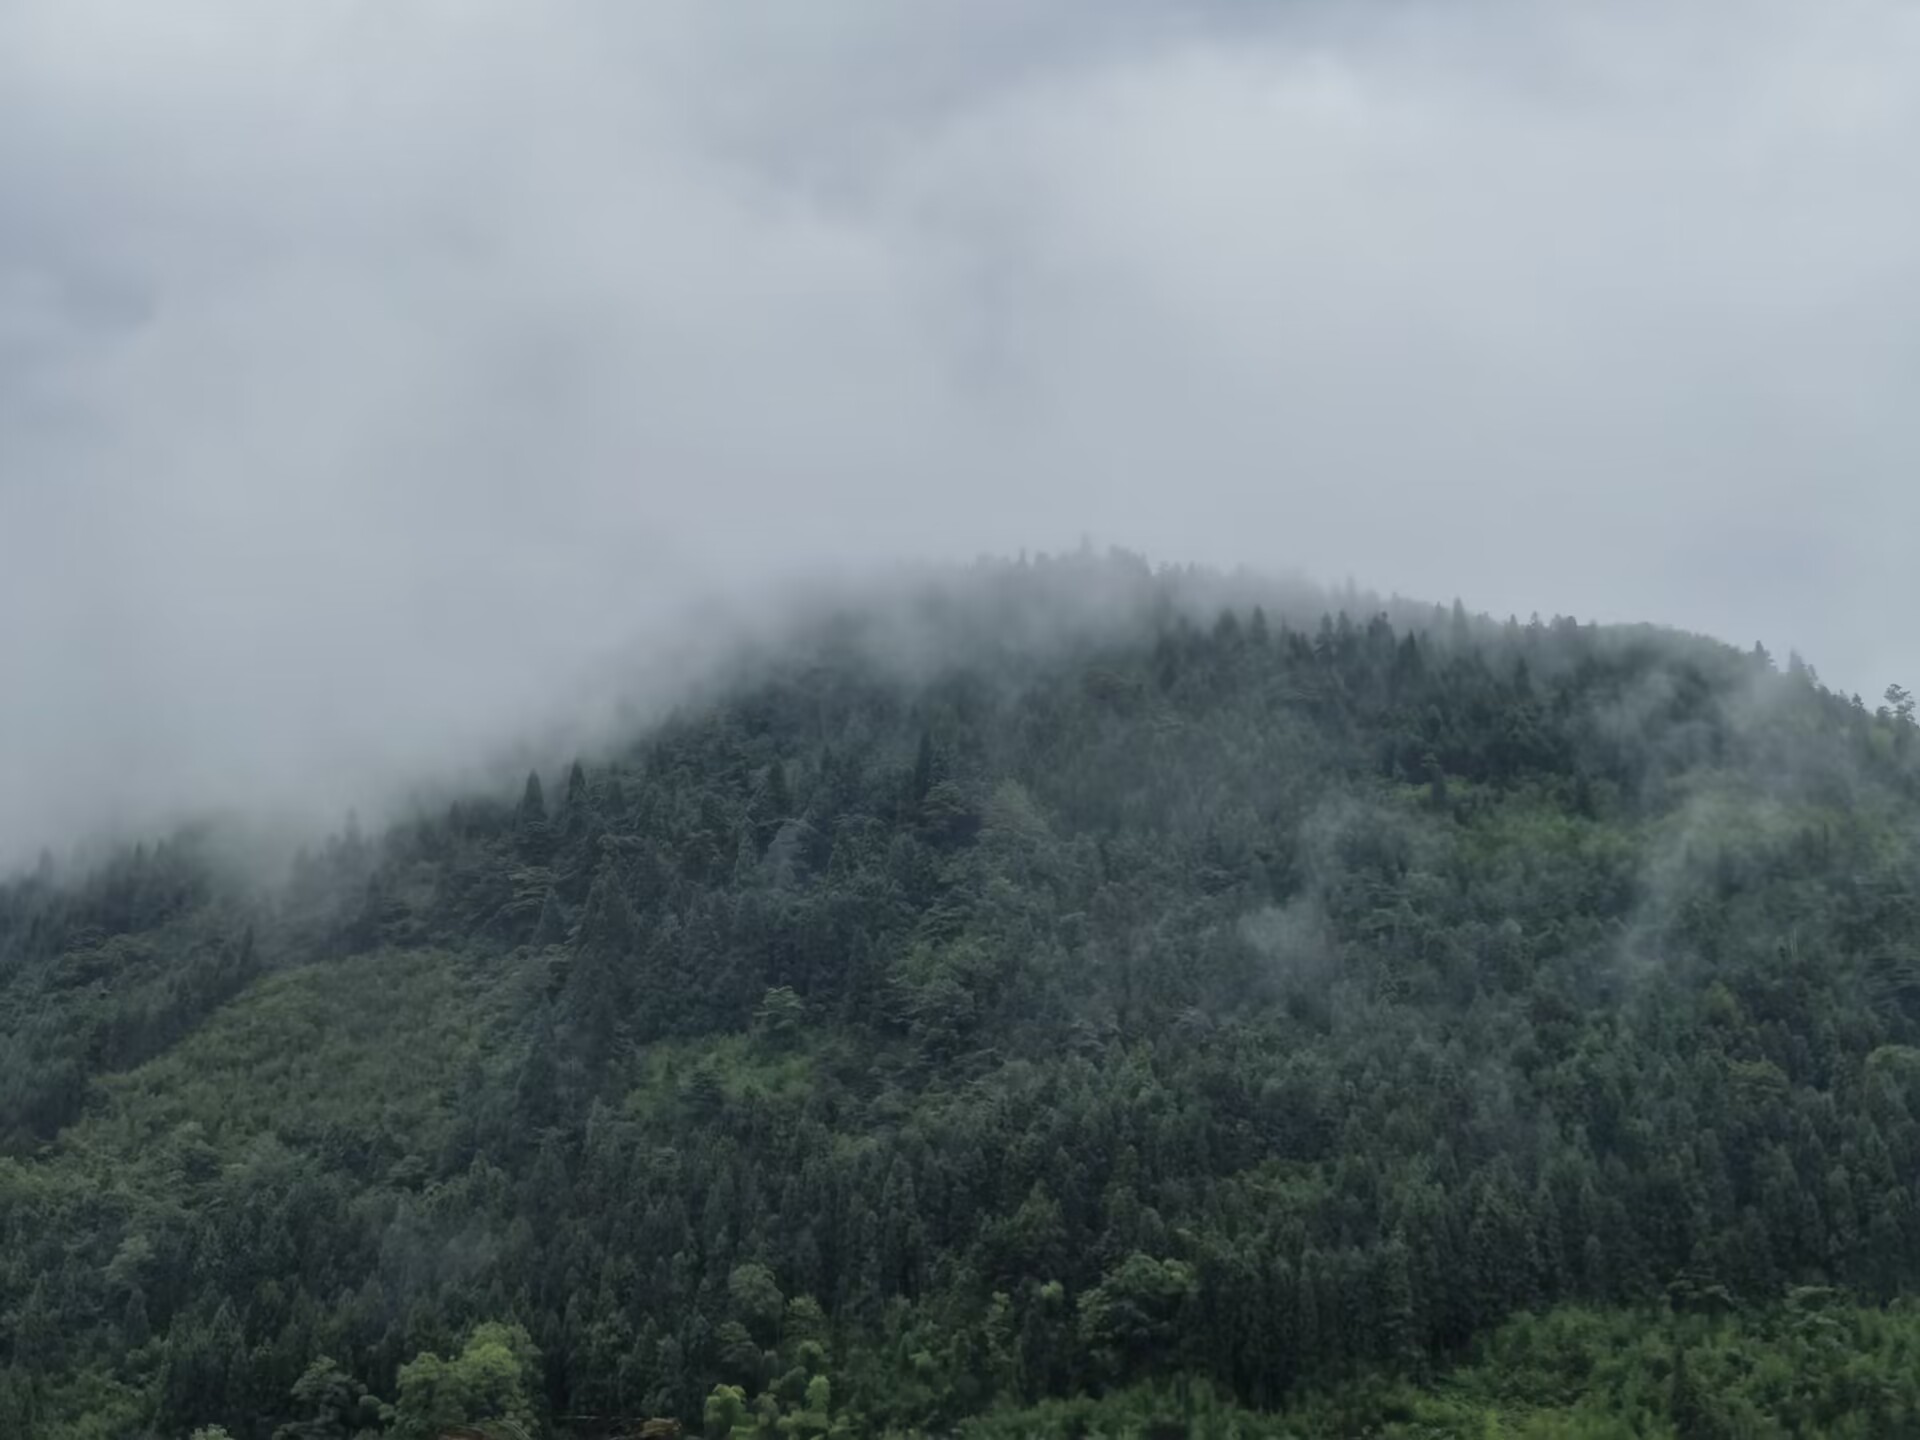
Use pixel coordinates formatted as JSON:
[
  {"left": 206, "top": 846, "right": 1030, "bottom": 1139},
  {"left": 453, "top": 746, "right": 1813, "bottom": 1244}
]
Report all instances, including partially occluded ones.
[
  {"left": 4, "top": 556, "right": 1920, "bottom": 1437},
  {"left": 968, "top": 1294, "right": 1920, "bottom": 1437}
]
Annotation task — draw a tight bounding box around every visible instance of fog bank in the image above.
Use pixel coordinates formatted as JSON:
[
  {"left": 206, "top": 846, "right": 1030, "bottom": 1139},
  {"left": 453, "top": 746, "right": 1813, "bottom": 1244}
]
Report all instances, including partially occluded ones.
[{"left": 4, "top": 0, "right": 1918, "bottom": 857}]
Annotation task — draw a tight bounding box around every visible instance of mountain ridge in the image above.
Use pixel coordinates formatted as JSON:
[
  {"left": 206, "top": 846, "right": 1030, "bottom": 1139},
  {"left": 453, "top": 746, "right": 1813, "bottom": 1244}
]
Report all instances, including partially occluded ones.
[{"left": 4, "top": 559, "right": 1920, "bottom": 1438}]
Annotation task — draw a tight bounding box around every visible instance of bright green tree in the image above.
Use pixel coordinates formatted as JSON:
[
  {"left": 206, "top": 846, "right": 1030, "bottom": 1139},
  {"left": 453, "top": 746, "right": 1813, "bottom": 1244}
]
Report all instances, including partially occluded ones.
[{"left": 392, "top": 1322, "right": 541, "bottom": 1440}]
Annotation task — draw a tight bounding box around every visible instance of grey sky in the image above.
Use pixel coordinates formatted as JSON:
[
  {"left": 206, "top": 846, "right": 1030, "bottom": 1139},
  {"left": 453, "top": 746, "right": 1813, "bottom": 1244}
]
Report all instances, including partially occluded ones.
[{"left": 3, "top": 0, "right": 1918, "bottom": 857}]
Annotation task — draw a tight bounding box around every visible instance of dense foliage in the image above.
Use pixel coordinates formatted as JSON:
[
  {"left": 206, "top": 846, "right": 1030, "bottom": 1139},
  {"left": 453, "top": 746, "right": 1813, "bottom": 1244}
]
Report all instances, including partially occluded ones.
[{"left": 4, "top": 556, "right": 1920, "bottom": 1437}]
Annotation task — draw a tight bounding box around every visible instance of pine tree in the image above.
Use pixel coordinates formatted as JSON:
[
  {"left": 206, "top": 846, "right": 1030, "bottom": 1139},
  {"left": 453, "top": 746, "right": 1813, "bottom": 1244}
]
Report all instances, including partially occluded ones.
[
  {"left": 518, "top": 770, "right": 548, "bottom": 827},
  {"left": 516, "top": 770, "right": 552, "bottom": 862},
  {"left": 1668, "top": 1339, "right": 1721, "bottom": 1439},
  {"left": 562, "top": 858, "right": 637, "bottom": 1073},
  {"left": 514, "top": 1013, "right": 563, "bottom": 1138},
  {"left": 1377, "top": 1235, "right": 1419, "bottom": 1368}
]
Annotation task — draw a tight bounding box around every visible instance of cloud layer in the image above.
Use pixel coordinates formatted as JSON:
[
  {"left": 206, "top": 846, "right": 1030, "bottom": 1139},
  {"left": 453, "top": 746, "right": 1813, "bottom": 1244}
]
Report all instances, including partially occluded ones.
[{"left": 4, "top": 0, "right": 1919, "bottom": 856}]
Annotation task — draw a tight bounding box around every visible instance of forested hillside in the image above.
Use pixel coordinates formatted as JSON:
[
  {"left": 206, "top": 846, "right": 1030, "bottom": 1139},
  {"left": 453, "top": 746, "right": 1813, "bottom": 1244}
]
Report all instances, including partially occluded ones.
[{"left": 6, "top": 555, "right": 1920, "bottom": 1439}]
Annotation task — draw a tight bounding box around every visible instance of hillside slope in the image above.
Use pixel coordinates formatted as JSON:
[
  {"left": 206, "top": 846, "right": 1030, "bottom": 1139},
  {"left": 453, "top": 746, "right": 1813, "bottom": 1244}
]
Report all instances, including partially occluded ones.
[{"left": 5, "top": 559, "right": 1920, "bottom": 1438}]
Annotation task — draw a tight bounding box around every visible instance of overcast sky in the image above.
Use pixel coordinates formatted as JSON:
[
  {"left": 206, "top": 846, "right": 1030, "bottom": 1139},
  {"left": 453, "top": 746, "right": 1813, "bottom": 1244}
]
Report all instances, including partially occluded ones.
[{"left": 3, "top": 0, "right": 1918, "bottom": 857}]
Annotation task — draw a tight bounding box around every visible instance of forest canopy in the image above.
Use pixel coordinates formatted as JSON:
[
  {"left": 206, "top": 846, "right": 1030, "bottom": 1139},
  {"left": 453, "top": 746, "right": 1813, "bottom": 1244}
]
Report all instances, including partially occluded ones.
[{"left": 4, "top": 554, "right": 1920, "bottom": 1438}]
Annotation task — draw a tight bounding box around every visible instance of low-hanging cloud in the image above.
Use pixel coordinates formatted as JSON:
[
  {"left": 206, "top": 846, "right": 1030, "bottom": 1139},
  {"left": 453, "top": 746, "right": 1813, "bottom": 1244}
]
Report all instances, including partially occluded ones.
[{"left": 3, "top": 0, "right": 1918, "bottom": 859}]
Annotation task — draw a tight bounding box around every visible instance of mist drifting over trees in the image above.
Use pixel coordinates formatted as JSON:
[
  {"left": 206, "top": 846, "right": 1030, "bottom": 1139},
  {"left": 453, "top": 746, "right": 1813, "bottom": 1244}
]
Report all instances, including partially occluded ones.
[
  {"left": 7, "top": 558, "right": 1920, "bottom": 1435},
  {"left": 8, "top": 0, "right": 1920, "bottom": 1434}
]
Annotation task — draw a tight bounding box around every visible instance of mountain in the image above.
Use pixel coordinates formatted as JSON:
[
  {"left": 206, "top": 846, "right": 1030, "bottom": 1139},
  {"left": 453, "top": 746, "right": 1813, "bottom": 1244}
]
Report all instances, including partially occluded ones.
[{"left": 6, "top": 554, "right": 1920, "bottom": 1439}]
